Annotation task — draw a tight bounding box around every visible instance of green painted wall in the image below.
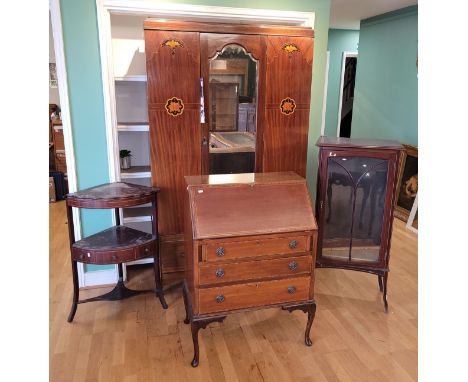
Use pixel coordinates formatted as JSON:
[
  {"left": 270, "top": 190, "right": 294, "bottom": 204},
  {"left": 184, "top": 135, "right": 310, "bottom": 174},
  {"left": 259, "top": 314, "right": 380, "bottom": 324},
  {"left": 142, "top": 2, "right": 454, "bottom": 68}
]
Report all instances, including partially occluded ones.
[
  {"left": 60, "top": 0, "right": 331, "bottom": 273},
  {"left": 60, "top": 0, "right": 114, "bottom": 271},
  {"left": 324, "top": 29, "right": 360, "bottom": 137},
  {"left": 351, "top": 6, "right": 418, "bottom": 145}
]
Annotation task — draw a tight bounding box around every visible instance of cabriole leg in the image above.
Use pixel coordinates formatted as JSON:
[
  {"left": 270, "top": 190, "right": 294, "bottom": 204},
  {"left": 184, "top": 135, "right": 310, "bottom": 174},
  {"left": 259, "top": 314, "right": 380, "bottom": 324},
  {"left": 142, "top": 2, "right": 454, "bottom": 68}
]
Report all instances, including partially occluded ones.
[
  {"left": 189, "top": 316, "right": 226, "bottom": 367},
  {"left": 190, "top": 322, "right": 201, "bottom": 367},
  {"left": 282, "top": 301, "right": 317, "bottom": 346},
  {"left": 182, "top": 284, "right": 190, "bottom": 325},
  {"left": 305, "top": 302, "right": 317, "bottom": 346}
]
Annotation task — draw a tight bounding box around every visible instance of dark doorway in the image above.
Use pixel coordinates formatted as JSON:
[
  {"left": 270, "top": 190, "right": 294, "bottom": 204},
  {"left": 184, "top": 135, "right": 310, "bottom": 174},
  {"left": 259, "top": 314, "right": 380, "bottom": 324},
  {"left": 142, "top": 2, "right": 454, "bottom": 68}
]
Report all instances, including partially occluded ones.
[{"left": 339, "top": 55, "right": 357, "bottom": 138}]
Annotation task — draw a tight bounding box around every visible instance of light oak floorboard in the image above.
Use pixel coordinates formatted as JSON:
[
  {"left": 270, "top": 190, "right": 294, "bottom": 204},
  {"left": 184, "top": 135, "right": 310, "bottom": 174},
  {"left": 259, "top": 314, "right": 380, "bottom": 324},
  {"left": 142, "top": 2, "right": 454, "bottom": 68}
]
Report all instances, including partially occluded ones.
[{"left": 50, "top": 201, "right": 417, "bottom": 381}]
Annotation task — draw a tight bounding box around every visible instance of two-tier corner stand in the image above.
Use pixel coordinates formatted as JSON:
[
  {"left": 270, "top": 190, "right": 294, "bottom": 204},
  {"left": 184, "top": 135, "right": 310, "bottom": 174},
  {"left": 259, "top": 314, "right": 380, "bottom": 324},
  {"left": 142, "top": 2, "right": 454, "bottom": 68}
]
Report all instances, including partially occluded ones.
[{"left": 65, "top": 182, "right": 168, "bottom": 322}]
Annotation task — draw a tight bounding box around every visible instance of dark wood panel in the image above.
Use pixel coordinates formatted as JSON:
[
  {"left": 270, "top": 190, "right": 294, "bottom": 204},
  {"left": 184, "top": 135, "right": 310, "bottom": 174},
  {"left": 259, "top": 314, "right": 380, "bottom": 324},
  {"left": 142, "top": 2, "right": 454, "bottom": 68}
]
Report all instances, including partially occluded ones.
[
  {"left": 199, "top": 255, "right": 311, "bottom": 286},
  {"left": 198, "top": 276, "right": 311, "bottom": 314},
  {"left": 148, "top": 109, "right": 201, "bottom": 234},
  {"left": 262, "top": 109, "right": 310, "bottom": 177},
  {"left": 145, "top": 30, "right": 201, "bottom": 235},
  {"left": 262, "top": 35, "right": 313, "bottom": 177},
  {"left": 265, "top": 35, "right": 313, "bottom": 105},
  {"left": 144, "top": 30, "right": 200, "bottom": 104},
  {"left": 144, "top": 19, "right": 314, "bottom": 37}
]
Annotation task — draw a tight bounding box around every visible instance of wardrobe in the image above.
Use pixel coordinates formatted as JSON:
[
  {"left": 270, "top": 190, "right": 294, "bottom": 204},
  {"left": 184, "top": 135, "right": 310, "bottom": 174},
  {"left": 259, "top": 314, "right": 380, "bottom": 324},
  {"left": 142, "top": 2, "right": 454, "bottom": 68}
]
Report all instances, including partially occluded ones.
[{"left": 143, "top": 20, "right": 314, "bottom": 283}]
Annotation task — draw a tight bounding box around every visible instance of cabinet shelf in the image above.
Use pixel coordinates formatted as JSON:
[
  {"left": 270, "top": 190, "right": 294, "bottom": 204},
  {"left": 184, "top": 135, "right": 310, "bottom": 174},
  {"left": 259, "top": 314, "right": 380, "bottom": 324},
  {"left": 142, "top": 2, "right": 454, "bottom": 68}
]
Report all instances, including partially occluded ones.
[
  {"left": 123, "top": 206, "right": 152, "bottom": 223},
  {"left": 120, "top": 166, "right": 151, "bottom": 179},
  {"left": 114, "top": 75, "right": 147, "bottom": 82},
  {"left": 117, "top": 122, "right": 149, "bottom": 132}
]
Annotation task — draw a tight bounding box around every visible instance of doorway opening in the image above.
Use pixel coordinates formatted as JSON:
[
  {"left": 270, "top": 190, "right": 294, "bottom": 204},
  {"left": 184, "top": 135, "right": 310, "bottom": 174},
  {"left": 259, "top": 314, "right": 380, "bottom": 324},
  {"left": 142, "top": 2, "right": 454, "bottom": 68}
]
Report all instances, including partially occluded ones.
[{"left": 337, "top": 52, "right": 358, "bottom": 138}]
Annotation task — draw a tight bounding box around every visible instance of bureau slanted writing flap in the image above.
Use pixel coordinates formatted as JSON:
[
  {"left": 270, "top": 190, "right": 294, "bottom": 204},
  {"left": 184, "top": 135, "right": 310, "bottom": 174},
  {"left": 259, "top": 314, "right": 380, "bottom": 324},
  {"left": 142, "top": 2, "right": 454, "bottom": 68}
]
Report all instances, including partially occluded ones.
[{"left": 186, "top": 172, "right": 317, "bottom": 240}]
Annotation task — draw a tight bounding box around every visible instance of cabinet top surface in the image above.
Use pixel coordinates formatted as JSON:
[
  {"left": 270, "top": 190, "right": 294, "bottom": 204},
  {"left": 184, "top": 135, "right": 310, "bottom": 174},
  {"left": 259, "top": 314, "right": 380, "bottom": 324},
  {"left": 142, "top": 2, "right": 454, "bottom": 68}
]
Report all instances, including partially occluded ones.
[
  {"left": 185, "top": 171, "right": 305, "bottom": 187},
  {"left": 143, "top": 19, "right": 314, "bottom": 37},
  {"left": 67, "top": 182, "right": 159, "bottom": 202},
  {"left": 316, "top": 136, "right": 404, "bottom": 150},
  {"left": 186, "top": 172, "right": 317, "bottom": 240}
]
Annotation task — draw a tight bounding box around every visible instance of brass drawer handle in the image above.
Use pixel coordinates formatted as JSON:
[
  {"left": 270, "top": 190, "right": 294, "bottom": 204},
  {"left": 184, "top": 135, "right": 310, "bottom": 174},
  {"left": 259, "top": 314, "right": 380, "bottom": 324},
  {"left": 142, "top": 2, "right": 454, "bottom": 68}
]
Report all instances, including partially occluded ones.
[
  {"left": 288, "top": 261, "right": 298, "bottom": 270},
  {"left": 111, "top": 255, "right": 117, "bottom": 261},
  {"left": 216, "top": 247, "right": 225, "bottom": 257},
  {"left": 79, "top": 254, "right": 85, "bottom": 260},
  {"left": 145, "top": 247, "right": 150, "bottom": 253},
  {"left": 215, "top": 269, "right": 225, "bottom": 278},
  {"left": 287, "top": 286, "right": 296, "bottom": 294},
  {"left": 215, "top": 295, "right": 225, "bottom": 303},
  {"left": 289, "top": 240, "right": 298, "bottom": 249}
]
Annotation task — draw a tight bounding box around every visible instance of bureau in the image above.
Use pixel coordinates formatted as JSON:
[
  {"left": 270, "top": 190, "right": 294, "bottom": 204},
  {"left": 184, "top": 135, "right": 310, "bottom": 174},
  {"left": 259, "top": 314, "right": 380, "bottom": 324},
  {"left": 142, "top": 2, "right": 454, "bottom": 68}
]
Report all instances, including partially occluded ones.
[{"left": 182, "top": 172, "right": 318, "bottom": 367}]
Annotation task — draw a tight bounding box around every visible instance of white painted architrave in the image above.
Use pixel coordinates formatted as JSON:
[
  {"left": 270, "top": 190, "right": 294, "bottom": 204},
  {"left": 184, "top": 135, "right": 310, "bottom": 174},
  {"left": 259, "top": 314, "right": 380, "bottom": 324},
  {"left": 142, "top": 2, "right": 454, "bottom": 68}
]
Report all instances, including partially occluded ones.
[
  {"left": 336, "top": 51, "right": 358, "bottom": 137},
  {"left": 49, "top": 0, "right": 85, "bottom": 287},
  {"left": 95, "top": 0, "right": 315, "bottom": 286}
]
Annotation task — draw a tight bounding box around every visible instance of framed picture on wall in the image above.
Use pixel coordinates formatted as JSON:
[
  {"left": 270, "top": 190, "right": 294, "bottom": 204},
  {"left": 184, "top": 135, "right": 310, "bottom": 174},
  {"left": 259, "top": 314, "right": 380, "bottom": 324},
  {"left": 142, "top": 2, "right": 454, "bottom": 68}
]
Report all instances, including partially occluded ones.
[{"left": 395, "top": 144, "right": 418, "bottom": 221}]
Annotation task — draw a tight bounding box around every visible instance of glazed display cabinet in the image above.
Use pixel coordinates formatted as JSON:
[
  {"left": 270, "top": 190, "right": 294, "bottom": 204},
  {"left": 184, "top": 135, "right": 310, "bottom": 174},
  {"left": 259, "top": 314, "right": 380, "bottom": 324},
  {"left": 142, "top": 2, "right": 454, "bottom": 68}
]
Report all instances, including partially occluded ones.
[{"left": 315, "top": 137, "right": 403, "bottom": 311}]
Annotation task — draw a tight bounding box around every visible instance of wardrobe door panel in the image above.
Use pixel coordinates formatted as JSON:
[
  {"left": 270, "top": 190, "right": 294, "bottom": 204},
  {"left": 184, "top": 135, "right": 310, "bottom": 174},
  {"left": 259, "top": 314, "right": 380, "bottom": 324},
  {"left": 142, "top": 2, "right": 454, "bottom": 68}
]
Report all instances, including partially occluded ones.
[
  {"left": 144, "top": 30, "right": 201, "bottom": 235},
  {"left": 263, "top": 35, "right": 314, "bottom": 177}
]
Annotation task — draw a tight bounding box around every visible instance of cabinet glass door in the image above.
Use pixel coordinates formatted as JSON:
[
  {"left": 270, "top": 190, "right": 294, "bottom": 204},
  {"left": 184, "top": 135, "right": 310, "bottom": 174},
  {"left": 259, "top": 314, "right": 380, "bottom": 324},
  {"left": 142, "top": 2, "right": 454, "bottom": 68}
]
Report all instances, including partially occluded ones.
[{"left": 322, "top": 156, "right": 388, "bottom": 263}]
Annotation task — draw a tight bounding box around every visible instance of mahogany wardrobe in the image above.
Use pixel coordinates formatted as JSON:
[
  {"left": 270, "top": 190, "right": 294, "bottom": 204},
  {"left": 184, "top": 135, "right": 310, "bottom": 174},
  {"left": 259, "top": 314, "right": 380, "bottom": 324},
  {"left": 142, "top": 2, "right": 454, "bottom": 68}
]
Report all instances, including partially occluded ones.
[{"left": 143, "top": 20, "right": 314, "bottom": 283}]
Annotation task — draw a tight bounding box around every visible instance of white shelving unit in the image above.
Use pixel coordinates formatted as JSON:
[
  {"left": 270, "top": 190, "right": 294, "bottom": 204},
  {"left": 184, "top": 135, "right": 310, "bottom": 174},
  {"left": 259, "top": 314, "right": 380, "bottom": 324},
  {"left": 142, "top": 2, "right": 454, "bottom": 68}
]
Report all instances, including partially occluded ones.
[{"left": 111, "top": 14, "right": 153, "bottom": 265}]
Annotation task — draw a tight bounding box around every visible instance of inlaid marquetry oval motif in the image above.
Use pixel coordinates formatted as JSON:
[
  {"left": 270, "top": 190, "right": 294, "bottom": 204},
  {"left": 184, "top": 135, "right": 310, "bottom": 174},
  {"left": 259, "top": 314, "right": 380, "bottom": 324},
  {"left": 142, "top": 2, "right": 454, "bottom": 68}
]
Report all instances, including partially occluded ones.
[
  {"left": 162, "top": 39, "right": 184, "bottom": 54},
  {"left": 165, "top": 97, "right": 184, "bottom": 117},
  {"left": 280, "top": 97, "right": 296, "bottom": 115},
  {"left": 283, "top": 43, "right": 300, "bottom": 55}
]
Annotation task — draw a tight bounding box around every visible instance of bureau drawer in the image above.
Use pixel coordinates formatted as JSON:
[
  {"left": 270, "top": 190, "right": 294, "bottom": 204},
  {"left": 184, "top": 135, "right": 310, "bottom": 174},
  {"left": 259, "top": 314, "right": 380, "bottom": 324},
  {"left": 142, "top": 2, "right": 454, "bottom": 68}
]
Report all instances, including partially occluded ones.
[
  {"left": 203, "top": 235, "right": 308, "bottom": 262},
  {"left": 199, "top": 255, "right": 311, "bottom": 286},
  {"left": 136, "top": 241, "right": 156, "bottom": 260},
  {"left": 72, "top": 247, "right": 136, "bottom": 264},
  {"left": 198, "top": 276, "right": 310, "bottom": 314}
]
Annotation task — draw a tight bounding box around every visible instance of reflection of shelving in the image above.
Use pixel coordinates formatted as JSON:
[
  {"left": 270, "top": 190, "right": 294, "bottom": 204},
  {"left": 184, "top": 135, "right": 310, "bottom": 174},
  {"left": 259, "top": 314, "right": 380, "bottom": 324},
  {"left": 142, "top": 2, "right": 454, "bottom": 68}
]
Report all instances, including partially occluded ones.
[{"left": 120, "top": 166, "right": 151, "bottom": 179}]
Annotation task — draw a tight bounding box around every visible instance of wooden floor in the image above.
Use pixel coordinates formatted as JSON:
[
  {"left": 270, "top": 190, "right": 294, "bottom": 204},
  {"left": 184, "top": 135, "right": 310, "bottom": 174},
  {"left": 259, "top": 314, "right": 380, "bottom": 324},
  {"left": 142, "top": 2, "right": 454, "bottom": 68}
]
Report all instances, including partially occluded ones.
[{"left": 50, "top": 201, "right": 417, "bottom": 381}]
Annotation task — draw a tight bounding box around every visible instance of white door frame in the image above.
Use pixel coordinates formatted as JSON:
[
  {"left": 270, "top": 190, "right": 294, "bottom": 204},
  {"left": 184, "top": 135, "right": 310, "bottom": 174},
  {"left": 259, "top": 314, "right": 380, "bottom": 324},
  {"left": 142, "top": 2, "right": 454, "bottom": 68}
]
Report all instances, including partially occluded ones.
[
  {"left": 95, "top": 0, "right": 315, "bottom": 285},
  {"left": 336, "top": 51, "right": 358, "bottom": 137},
  {"left": 49, "top": 0, "right": 85, "bottom": 287}
]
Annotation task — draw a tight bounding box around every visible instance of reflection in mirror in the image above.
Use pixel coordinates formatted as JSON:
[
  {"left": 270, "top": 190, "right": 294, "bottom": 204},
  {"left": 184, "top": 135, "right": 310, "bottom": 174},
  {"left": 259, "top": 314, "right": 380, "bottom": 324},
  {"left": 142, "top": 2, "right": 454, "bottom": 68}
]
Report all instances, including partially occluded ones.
[{"left": 208, "top": 44, "right": 258, "bottom": 174}]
